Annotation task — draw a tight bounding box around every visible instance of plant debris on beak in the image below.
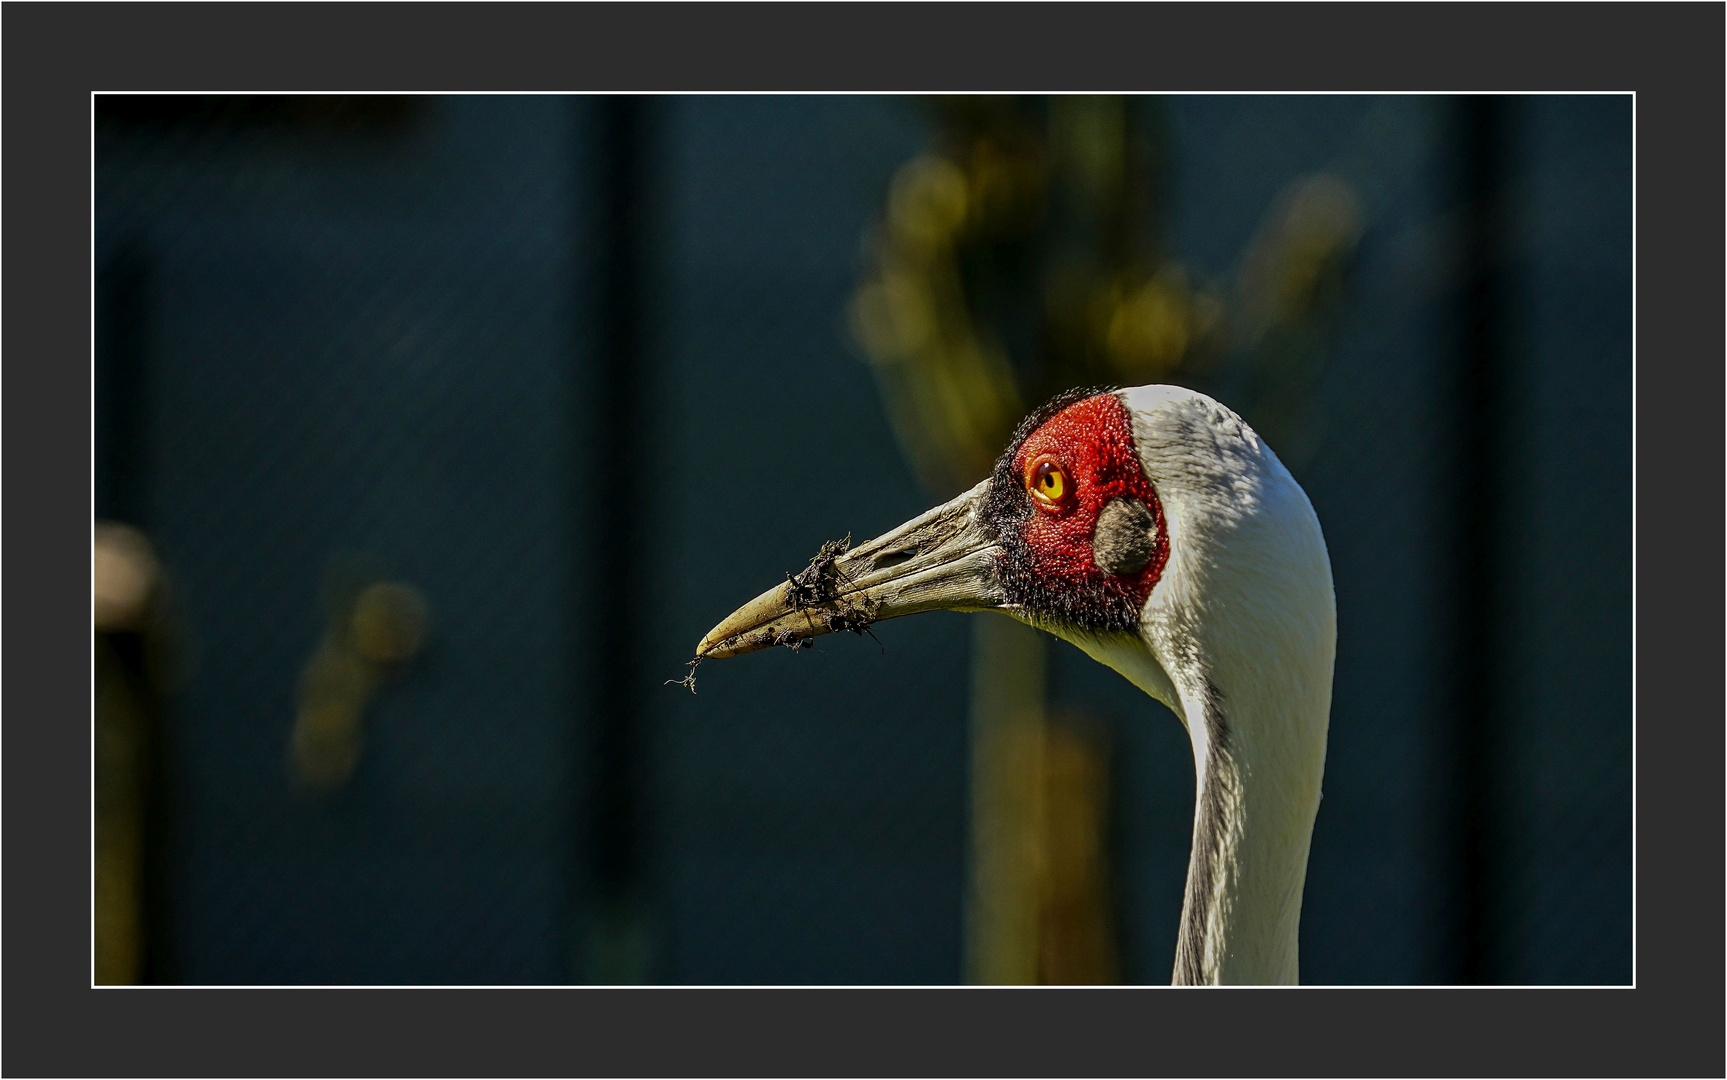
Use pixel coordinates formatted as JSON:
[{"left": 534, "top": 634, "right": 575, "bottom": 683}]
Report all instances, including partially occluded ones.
[{"left": 691, "top": 479, "right": 1009, "bottom": 667}]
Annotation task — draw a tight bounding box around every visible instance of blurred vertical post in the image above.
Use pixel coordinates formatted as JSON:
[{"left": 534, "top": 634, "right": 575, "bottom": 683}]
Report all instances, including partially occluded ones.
[
  {"left": 1450, "top": 94, "right": 1515, "bottom": 984},
  {"left": 93, "top": 525, "right": 173, "bottom": 984},
  {"left": 94, "top": 242, "right": 175, "bottom": 984},
  {"left": 582, "top": 95, "right": 656, "bottom": 983},
  {"left": 965, "top": 613, "right": 1048, "bottom": 983}
]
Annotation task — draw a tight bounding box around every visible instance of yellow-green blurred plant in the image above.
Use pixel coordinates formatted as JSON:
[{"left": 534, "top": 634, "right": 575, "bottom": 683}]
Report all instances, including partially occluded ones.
[
  {"left": 852, "top": 96, "right": 1224, "bottom": 498},
  {"left": 853, "top": 96, "right": 1362, "bottom": 494}
]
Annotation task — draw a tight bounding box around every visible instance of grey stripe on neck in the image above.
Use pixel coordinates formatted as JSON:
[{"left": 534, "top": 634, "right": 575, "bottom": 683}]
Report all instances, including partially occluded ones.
[{"left": 1174, "top": 679, "right": 1230, "bottom": 986}]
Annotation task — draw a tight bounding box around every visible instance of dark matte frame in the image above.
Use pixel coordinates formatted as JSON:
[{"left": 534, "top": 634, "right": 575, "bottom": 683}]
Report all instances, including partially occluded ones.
[{"left": 7, "top": 3, "right": 1719, "bottom": 1076}]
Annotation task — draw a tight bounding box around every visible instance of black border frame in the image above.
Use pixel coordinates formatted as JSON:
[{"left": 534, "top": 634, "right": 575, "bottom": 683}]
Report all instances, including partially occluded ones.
[{"left": 8, "top": 3, "right": 1720, "bottom": 1075}]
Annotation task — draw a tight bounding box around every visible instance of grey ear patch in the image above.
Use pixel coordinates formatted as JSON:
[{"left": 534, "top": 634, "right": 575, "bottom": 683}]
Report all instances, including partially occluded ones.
[{"left": 1093, "top": 497, "right": 1157, "bottom": 577}]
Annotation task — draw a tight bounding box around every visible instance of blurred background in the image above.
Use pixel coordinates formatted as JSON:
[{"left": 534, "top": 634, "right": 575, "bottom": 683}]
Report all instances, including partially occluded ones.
[{"left": 93, "top": 94, "right": 1630, "bottom": 986}]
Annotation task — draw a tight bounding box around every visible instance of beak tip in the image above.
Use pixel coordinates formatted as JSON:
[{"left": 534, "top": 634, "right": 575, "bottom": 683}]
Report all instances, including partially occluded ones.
[{"left": 695, "top": 628, "right": 749, "bottom": 660}]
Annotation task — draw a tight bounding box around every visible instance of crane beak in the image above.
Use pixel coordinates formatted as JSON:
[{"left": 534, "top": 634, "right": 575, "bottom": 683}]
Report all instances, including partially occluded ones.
[{"left": 696, "top": 479, "right": 1008, "bottom": 659}]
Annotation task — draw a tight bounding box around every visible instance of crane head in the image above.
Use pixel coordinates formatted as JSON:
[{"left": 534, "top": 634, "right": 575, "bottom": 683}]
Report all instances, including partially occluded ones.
[{"left": 696, "top": 386, "right": 1172, "bottom": 661}]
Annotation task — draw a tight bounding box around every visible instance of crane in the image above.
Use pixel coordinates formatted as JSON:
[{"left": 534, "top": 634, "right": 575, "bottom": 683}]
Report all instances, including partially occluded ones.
[{"left": 695, "top": 384, "right": 1335, "bottom": 986}]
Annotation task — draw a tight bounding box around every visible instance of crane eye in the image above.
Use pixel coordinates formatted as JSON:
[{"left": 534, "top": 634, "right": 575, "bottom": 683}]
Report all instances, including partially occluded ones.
[{"left": 1027, "top": 456, "right": 1072, "bottom": 509}]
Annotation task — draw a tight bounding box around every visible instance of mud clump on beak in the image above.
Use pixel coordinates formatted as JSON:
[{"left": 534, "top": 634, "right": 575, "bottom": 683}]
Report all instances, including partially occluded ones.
[
  {"left": 779, "top": 534, "right": 883, "bottom": 648},
  {"left": 783, "top": 535, "right": 851, "bottom": 609}
]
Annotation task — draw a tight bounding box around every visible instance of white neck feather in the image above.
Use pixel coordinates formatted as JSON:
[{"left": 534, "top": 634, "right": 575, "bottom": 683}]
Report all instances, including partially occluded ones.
[{"left": 1073, "top": 386, "right": 1336, "bottom": 986}]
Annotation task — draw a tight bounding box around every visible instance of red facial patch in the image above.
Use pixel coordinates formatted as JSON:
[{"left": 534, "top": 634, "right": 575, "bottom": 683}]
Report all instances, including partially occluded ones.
[{"left": 1011, "top": 393, "right": 1168, "bottom": 608}]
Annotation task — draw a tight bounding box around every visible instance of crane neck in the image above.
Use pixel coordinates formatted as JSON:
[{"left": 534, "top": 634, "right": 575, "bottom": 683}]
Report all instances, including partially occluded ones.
[
  {"left": 1170, "top": 676, "right": 1323, "bottom": 985},
  {"left": 1062, "top": 630, "right": 1330, "bottom": 986}
]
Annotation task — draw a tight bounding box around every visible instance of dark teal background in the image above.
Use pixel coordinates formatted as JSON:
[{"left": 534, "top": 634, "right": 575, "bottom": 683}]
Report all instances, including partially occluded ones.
[{"left": 94, "top": 95, "right": 1631, "bottom": 984}]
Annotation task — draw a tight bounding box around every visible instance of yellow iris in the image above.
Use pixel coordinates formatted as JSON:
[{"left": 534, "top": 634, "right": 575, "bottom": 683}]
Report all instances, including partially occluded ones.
[
  {"left": 1039, "top": 467, "right": 1065, "bottom": 499},
  {"left": 1028, "top": 457, "right": 1069, "bottom": 507}
]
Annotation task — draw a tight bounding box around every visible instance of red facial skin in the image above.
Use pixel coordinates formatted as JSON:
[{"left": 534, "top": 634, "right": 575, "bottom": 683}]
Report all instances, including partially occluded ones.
[{"left": 1011, "top": 393, "right": 1169, "bottom": 611}]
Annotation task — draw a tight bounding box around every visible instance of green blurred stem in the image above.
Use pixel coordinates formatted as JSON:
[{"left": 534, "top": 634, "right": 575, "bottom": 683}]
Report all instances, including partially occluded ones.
[{"left": 964, "top": 612, "right": 1048, "bottom": 984}]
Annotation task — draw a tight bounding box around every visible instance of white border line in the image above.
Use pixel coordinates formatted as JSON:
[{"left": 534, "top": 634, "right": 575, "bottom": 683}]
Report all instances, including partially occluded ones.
[
  {"left": 1627, "top": 89, "right": 1637, "bottom": 991},
  {"left": 88, "top": 89, "right": 1639, "bottom": 990}
]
